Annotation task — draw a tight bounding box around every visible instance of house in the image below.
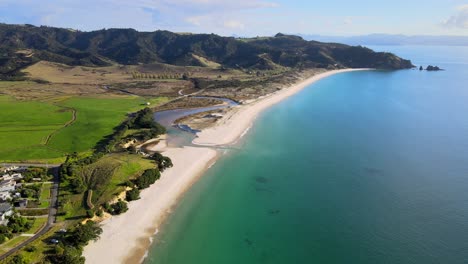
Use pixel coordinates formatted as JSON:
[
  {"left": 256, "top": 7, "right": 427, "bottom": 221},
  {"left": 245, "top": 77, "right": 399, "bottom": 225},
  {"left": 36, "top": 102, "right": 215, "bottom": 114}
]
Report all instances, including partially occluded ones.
[
  {"left": 0, "top": 203, "right": 13, "bottom": 225},
  {"left": 0, "top": 192, "right": 11, "bottom": 202},
  {"left": 10, "top": 173, "right": 23, "bottom": 181},
  {"left": 14, "top": 199, "right": 28, "bottom": 208},
  {"left": 1, "top": 173, "right": 22, "bottom": 181},
  {"left": 0, "top": 166, "right": 18, "bottom": 173},
  {"left": 0, "top": 179, "right": 15, "bottom": 193}
]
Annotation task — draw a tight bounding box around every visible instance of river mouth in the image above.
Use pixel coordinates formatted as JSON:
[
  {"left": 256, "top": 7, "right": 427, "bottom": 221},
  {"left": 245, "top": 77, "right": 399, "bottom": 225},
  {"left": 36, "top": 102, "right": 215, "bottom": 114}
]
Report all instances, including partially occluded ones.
[{"left": 153, "top": 96, "right": 239, "bottom": 147}]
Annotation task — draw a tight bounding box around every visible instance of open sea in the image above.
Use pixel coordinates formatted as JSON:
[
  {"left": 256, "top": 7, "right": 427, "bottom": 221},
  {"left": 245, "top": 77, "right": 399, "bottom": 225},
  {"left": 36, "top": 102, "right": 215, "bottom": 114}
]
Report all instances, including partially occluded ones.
[{"left": 145, "top": 46, "right": 468, "bottom": 264}]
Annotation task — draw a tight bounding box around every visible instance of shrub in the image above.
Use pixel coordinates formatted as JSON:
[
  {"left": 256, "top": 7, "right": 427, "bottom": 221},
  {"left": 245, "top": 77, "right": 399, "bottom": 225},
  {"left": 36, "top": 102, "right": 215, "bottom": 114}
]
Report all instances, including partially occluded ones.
[
  {"left": 109, "top": 200, "right": 128, "bottom": 215},
  {"left": 25, "top": 245, "right": 36, "bottom": 252},
  {"left": 151, "top": 153, "right": 173, "bottom": 171},
  {"left": 126, "top": 188, "right": 140, "bottom": 201},
  {"left": 67, "top": 221, "right": 102, "bottom": 247},
  {"left": 86, "top": 209, "right": 94, "bottom": 218},
  {"left": 96, "top": 209, "right": 103, "bottom": 217},
  {"left": 135, "top": 169, "right": 160, "bottom": 189}
]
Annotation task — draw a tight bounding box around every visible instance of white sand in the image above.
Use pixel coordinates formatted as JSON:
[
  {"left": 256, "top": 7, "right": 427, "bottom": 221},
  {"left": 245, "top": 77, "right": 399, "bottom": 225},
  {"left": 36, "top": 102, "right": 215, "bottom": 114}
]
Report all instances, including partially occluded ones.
[
  {"left": 83, "top": 68, "right": 369, "bottom": 263},
  {"left": 83, "top": 147, "right": 217, "bottom": 263}
]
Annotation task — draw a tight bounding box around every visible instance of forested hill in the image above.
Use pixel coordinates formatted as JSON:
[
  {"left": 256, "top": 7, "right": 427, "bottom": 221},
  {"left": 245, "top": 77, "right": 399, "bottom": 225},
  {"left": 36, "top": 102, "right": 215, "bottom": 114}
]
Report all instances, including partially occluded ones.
[{"left": 0, "top": 24, "right": 414, "bottom": 77}]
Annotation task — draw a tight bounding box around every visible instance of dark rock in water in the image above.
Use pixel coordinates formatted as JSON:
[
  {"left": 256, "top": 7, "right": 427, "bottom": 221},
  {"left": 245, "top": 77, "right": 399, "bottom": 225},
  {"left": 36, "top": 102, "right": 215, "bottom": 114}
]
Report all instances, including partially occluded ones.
[
  {"left": 426, "top": 65, "right": 443, "bottom": 71},
  {"left": 269, "top": 209, "right": 280, "bottom": 215},
  {"left": 255, "top": 176, "right": 268, "bottom": 184}
]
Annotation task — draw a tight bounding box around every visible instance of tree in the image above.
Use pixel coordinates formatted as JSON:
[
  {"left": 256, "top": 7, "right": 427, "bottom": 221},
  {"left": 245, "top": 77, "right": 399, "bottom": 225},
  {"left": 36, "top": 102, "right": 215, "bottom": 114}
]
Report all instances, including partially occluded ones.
[
  {"left": 68, "top": 221, "right": 102, "bottom": 247},
  {"left": 7, "top": 214, "right": 32, "bottom": 233},
  {"left": 135, "top": 169, "right": 160, "bottom": 189},
  {"left": 126, "top": 188, "right": 140, "bottom": 201},
  {"left": 7, "top": 255, "right": 27, "bottom": 264},
  {"left": 110, "top": 200, "right": 128, "bottom": 215},
  {"left": 49, "top": 246, "right": 85, "bottom": 264},
  {"left": 151, "top": 153, "right": 173, "bottom": 171},
  {"left": 96, "top": 208, "right": 104, "bottom": 217},
  {"left": 86, "top": 209, "right": 95, "bottom": 218}
]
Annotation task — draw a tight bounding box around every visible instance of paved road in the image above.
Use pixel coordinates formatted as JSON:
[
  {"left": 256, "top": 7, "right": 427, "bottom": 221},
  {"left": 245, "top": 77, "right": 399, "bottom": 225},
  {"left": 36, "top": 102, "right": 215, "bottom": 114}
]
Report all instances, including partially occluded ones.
[{"left": 0, "top": 165, "right": 60, "bottom": 260}]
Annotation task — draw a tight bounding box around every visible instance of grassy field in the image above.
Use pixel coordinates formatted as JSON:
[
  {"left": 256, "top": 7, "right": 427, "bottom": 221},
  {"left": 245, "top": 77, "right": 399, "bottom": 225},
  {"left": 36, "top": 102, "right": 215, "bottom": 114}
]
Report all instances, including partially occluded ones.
[
  {"left": 58, "top": 153, "right": 155, "bottom": 221},
  {"left": 0, "top": 96, "right": 71, "bottom": 161},
  {"left": 48, "top": 96, "right": 167, "bottom": 154},
  {"left": 39, "top": 183, "right": 51, "bottom": 200},
  {"left": 2, "top": 225, "right": 63, "bottom": 263},
  {"left": 38, "top": 183, "right": 52, "bottom": 209},
  {"left": 27, "top": 218, "right": 48, "bottom": 234},
  {"left": 0, "top": 95, "right": 167, "bottom": 162}
]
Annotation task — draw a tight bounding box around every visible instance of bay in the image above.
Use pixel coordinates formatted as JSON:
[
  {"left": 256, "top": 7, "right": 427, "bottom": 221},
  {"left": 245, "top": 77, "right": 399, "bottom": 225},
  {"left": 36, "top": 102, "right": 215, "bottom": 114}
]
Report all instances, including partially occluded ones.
[{"left": 146, "top": 46, "right": 468, "bottom": 264}]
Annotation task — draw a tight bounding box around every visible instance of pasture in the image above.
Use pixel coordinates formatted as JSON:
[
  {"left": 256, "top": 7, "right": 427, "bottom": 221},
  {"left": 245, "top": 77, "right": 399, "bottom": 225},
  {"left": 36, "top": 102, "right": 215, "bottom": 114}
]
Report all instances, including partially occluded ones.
[{"left": 0, "top": 95, "right": 167, "bottom": 162}]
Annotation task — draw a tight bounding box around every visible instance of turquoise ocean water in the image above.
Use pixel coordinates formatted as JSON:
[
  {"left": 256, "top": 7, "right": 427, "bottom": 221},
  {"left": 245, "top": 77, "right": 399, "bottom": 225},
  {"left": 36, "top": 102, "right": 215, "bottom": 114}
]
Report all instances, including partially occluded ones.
[{"left": 146, "top": 46, "right": 468, "bottom": 264}]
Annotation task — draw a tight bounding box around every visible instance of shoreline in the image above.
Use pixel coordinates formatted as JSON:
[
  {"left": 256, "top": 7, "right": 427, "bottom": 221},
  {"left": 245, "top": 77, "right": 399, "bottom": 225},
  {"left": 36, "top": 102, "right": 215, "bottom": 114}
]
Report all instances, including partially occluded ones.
[{"left": 83, "top": 68, "right": 369, "bottom": 264}]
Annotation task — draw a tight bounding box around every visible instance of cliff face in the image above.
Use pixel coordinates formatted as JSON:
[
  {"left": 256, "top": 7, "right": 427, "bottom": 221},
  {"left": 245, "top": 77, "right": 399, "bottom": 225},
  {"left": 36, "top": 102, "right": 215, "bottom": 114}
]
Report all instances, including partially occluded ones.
[{"left": 0, "top": 24, "right": 414, "bottom": 77}]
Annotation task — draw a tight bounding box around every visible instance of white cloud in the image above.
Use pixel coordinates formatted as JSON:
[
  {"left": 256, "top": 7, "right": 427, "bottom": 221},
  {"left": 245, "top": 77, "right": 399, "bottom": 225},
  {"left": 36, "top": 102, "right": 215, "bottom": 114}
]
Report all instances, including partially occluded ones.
[
  {"left": 343, "top": 17, "right": 353, "bottom": 25},
  {"left": 443, "top": 5, "right": 468, "bottom": 29},
  {"left": 0, "top": 0, "right": 278, "bottom": 34},
  {"left": 223, "top": 20, "right": 245, "bottom": 30},
  {"left": 185, "top": 16, "right": 204, "bottom": 26}
]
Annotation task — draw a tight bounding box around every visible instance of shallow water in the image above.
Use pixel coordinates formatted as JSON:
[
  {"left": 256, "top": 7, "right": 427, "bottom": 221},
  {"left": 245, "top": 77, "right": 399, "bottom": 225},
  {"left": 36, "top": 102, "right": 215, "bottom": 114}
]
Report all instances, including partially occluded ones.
[
  {"left": 146, "top": 46, "right": 468, "bottom": 264},
  {"left": 153, "top": 96, "right": 238, "bottom": 146}
]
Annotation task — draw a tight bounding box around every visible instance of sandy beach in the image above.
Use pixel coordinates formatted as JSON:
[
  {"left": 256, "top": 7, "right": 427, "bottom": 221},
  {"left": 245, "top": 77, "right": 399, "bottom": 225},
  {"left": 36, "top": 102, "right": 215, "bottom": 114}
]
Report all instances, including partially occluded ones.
[{"left": 83, "top": 68, "right": 369, "bottom": 264}]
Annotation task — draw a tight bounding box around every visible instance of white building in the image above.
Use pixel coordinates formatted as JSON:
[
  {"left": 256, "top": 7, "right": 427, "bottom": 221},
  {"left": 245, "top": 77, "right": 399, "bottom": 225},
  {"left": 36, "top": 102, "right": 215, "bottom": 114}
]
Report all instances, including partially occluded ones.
[
  {"left": 1, "top": 173, "right": 23, "bottom": 181},
  {"left": 0, "top": 203, "right": 13, "bottom": 225},
  {"left": 0, "top": 179, "right": 16, "bottom": 193},
  {"left": 0, "top": 166, "right": 18, "bottom": 173},
  {"left": 0, "top": 192, "right": 11, "bottom": 202}
]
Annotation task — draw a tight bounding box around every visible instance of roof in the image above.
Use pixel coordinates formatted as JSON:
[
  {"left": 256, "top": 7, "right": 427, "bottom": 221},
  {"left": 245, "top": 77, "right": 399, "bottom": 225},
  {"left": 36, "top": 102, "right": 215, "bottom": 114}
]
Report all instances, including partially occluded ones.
[
  {"left": 0, "top": 203, "right": 12, "bottom": 213},
  {"left": 0, "top": 180, "right": 14, "bottom": 187}
]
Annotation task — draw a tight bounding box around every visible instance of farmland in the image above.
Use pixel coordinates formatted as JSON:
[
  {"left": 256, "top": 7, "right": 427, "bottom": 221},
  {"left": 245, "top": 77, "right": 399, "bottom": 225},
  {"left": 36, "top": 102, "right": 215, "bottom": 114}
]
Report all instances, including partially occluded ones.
[{"left": 0, "top": 95, "right": 167, "bottom": 162}]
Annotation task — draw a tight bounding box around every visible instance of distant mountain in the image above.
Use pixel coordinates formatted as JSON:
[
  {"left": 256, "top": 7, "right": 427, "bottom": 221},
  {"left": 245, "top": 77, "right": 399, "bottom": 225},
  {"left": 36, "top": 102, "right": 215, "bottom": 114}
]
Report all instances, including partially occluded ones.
[
  {"left": 0, "top": 24, "right": 413, "bottom": 78},
  {"left": 299, "top": 34, "right": 468, "bottom": 46}
]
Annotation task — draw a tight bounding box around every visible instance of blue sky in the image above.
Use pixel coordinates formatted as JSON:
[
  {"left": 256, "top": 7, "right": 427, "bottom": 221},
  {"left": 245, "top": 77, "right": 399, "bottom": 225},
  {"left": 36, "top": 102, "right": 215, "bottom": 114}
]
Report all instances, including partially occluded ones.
[{"left": 0, "top": 0, "right": 467, "bottom": 36}]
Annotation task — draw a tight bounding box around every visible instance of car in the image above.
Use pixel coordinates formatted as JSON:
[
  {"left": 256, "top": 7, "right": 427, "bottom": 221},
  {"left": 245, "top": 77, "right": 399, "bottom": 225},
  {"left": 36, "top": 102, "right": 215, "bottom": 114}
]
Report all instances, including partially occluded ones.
[
  {"left": 58, "top": 228, "right": 67, "bottom": 233},
  {"left": 50, "top": 239, "right": 59, "bottom": 244}
]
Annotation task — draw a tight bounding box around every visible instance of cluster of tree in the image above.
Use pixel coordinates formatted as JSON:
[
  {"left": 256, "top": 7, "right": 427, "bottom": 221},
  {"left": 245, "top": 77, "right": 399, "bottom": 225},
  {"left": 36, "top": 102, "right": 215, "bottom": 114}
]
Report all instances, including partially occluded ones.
[
  {"left": 0, "top": 214, "right": 34, "bottom": 243},
  {"left": 47, "top": 221, "right": 102, "bottom": 264},
  {"left": 131, "top": 72, "right": 190, "bottom": 80},
  {"left": 60, "top": 152, "right": 104, "bottom": 179},
  {"left": 95, "top": 107, "right": 165, "bottom": 153},
  {"left": 103, "top": 200, "right": 128, "bottom": 215},
  {"left": 18, "top": 184, "right": 41, "bottom": 199},
  {"left": 7, "top": 255, "right": 28, "bottom": 264},
  {"left": 135, "top": 169, "right": 160, "bottom": 189},
  {"left": 49, "top": 246, "right": 84, "bottom": 264},
  {"left": 151, "top": 153, "right": 173, "bottom": 172},
  {"left": 129, "top": 129, "right": 161, "bottom": 143},
  {"left": 8, "top": 214, "right": 33, "bottom": 233},
  {"left": 22, "top": 167, "right": 50, "bottom": 182},
  {"left": 130, "top": 108, "right": 166, "bottom": 131},
  {"left": 126, "top": 188, "right": 140, "bottom": 201}
]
